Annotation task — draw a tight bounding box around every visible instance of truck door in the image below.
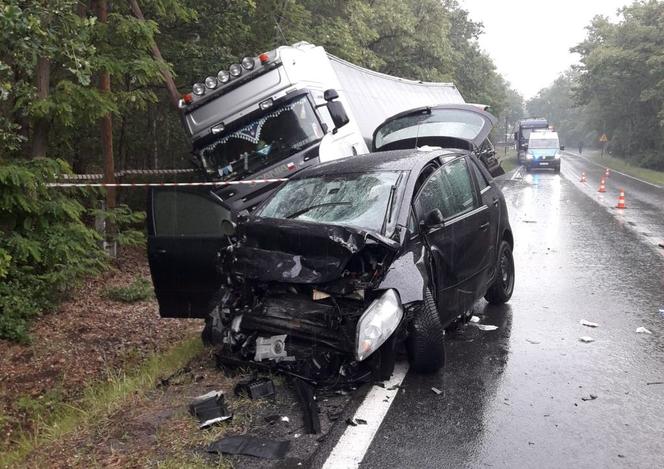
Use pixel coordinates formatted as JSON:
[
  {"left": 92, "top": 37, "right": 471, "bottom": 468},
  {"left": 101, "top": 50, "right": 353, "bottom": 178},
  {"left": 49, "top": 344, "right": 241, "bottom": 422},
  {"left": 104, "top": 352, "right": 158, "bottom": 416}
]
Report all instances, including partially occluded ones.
[{"left": 147, "top": 188, "right": 230, "bottom": 318}]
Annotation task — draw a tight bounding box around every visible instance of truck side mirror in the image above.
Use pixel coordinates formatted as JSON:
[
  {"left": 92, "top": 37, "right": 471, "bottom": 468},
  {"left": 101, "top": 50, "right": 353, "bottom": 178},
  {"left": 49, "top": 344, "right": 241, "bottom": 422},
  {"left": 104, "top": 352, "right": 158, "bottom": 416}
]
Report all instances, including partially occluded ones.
[
  {"left": 324, "top": 89, "right": 339, "bottom": 101},
  {"left": 327, "top": 101, "right": 349, "bottom": 133}
]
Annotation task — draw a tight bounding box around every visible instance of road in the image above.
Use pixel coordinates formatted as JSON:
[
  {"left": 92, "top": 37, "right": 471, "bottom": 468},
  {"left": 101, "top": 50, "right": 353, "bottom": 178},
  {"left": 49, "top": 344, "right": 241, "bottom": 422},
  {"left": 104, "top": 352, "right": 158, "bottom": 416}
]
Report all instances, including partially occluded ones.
[{"left": 313, "top": 161, "right": 664, "bottom": 468}]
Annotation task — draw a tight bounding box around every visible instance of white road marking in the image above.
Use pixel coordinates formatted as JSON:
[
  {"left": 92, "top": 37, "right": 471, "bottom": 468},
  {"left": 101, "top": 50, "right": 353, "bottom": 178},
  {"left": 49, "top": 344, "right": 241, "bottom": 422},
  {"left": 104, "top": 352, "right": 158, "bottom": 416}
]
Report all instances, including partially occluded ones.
[
  {"left": 562, "top": 151, "right": 663, "bottom": 189},
  {"left": 322, "top": 362, "right": 409, "bottom": 469}
]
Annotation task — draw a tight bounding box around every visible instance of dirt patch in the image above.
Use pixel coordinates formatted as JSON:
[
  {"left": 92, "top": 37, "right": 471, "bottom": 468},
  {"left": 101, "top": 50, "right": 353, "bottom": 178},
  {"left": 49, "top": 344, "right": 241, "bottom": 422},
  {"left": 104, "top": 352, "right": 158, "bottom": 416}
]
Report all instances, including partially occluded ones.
[
  {"left": 20, "top": 350, "right": 356, "bottom": 468},
  {"left": 0, "top": 248, "right": 200, "bottom": 448}
]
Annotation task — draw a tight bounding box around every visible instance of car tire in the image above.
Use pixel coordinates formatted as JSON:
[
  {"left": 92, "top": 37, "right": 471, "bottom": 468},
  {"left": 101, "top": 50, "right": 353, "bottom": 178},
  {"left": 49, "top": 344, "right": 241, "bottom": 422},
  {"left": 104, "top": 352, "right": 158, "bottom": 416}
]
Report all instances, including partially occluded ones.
[
  {"left": 485, "top": 241, "right": 515, "bottom": 305},
  {"left": 554, "top": 165, "right": 560, "bottom": 173},
  {"left": 407, "top": 289, "right": 446, "bottom": 373}
]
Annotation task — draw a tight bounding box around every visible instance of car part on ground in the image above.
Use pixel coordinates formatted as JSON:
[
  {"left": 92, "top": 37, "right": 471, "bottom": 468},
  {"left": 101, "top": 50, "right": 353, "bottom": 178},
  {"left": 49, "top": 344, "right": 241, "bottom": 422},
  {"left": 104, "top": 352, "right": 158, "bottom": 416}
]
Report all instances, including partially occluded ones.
[
  {"left": 207, "top": 435, "right": 290, "bottom": 459},
  {"left": 234, "top": 377, "right": 276, "bottom": 400},
  {"left": 188, "top": 391, "right": 232, "bottom": 429}
]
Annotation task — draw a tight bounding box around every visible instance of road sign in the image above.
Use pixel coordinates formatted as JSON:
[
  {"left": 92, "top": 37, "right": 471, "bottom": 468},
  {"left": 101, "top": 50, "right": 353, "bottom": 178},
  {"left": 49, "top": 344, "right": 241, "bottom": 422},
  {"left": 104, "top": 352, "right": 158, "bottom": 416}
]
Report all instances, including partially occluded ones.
[{"left": 599, "top": 134, "right": 608, "bottom": 143}]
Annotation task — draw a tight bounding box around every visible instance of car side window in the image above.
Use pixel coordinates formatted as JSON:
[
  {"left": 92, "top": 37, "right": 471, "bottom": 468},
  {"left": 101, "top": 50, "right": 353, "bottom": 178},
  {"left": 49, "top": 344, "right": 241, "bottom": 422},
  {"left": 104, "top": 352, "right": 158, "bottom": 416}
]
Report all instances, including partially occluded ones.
[
  {"left": 470, "top": 158, "right": 489, "bottom": 192},
  {"left": 414, "top": 168, "right": 449, "bottom": 222},
  {"left": 439, "top": 158, "right": 478, "bottom": 218}
]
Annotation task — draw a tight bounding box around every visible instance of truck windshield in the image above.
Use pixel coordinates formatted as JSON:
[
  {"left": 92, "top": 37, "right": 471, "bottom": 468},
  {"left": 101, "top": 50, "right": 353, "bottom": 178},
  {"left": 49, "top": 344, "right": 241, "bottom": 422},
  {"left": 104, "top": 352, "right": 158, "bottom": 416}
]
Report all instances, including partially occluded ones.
[
  {"left": 198, "top": 95, "right": 324, "bottom": 180},
  {"left": 529, "top": 139, "right": 559, "bottom": 149},
  {"left": 256, "top": 171, "right": 403, "bottom": 234}
]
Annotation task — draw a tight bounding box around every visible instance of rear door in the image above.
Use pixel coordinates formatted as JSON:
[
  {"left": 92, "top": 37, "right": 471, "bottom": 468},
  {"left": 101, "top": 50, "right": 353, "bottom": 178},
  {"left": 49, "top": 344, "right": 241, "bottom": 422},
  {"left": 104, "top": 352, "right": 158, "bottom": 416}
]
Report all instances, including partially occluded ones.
[
  {"left": 414, "top": 157, "right": 492, "bottom": 322},
  {"left": 147, "top": 188, "right": 230, "bottom": 318}
]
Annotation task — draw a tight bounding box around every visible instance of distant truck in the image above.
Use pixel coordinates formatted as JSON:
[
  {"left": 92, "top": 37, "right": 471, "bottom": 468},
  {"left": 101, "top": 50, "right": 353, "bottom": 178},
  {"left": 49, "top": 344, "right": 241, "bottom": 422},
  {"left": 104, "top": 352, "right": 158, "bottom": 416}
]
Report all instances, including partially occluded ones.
[
  {"left": 524, "top": 129, "right": 564, "bottom": 173},
  {"left": 514, "top": 118, "right": 549, "bottom": 163},
  {"left": 148, "top": 41, "right": 467, "bottom": 318}
]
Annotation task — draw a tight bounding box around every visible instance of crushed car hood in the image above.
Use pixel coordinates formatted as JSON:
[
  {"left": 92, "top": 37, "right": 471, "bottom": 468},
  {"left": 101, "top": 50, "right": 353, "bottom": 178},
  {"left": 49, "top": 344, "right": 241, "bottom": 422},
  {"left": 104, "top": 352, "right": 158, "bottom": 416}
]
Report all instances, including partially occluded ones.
[{"left": 229, "top": 218, "right": 399, "bottom": 284}]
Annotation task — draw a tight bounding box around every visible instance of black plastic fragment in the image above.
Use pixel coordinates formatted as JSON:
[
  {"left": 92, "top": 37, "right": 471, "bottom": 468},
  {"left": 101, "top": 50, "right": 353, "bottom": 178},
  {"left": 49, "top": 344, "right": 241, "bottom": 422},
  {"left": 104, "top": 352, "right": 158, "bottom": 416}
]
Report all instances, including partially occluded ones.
[
  {"left": 234, "top": 377, "right": 276, "bottom": 400},
  {"left": 345, "top": 417, "right": 357, "bottom": 426},
  {"left": 188, "top": 391, "right": 232, "bottom": 429},
  {"left": 207, "top": 436, "right": 290, "bottom": 459},
  {"left": 293, "top": 378, "right": 321, "bottom": 434}
]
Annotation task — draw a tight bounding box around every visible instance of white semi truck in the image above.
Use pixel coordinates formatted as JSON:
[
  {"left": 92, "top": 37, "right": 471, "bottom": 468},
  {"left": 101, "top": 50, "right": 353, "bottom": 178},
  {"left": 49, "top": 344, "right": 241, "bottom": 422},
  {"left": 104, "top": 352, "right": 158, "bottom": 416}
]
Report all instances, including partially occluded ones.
[{"left": 148, "top": 42, "right": 467, "bottom": 317}]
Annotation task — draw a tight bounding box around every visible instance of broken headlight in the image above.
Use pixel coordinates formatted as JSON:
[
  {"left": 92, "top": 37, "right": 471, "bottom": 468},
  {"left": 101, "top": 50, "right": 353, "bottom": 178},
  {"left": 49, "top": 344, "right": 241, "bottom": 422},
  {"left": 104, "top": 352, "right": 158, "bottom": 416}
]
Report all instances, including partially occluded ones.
[{"left": 355, "top": 289, "right": 403, "bottom": 361}]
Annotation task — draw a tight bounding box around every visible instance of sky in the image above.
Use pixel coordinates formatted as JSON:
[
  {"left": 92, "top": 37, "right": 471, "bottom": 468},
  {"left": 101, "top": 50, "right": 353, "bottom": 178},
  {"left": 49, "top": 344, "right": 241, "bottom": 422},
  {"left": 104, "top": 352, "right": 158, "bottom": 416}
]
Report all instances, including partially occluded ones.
[{"left": 459, "top": 0, "right": 629, "bottom": 100}]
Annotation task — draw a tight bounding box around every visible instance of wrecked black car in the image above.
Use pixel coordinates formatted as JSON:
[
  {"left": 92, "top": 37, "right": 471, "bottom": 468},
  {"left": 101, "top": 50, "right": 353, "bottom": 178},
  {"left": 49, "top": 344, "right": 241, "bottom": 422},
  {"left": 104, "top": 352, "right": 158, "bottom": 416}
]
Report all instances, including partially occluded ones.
[{"left": 148, "top": 105, "right": 514, "bottom": 384}]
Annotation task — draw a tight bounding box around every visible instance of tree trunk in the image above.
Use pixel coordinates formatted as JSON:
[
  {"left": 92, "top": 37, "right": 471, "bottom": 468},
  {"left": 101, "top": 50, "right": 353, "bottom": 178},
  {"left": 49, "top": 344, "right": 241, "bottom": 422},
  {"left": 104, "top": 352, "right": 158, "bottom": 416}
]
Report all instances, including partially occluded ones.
[
  {"left": 128, "top": 0, "right": 181, "bottom": 110},
  {"left": 96, "top": 0, "right": 115, "bottom": 209},
  {"left": 31, "top": 57, "right": 50, "bottom": 159}
]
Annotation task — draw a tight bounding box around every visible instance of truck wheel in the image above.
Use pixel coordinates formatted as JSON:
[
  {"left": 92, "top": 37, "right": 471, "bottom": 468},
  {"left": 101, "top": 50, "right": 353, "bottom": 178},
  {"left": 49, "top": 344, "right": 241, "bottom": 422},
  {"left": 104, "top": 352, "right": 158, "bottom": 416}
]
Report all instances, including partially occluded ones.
[
  {"left": 485, "top": 241, "right": 515, "bottom": 305},
  {"left": 554, "top": 165, "right": 560, "bottom": 174},
  {"left": 407, "top": 289, "right": 445, "bottom": 373}
]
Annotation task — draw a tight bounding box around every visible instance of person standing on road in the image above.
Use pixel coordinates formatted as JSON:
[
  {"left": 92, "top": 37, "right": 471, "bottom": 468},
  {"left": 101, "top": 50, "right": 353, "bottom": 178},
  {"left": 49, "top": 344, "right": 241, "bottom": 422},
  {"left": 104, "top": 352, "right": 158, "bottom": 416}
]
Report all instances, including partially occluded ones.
[{"left": 578, "top": 141, "right": 584, "bottom": 154}]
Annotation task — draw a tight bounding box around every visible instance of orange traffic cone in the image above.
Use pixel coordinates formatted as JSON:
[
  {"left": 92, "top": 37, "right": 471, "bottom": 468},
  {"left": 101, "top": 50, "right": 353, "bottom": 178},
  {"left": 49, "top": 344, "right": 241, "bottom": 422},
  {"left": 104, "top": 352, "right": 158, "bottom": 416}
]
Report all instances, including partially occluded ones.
[
  {"left": 605, "top": 168, "right": 610, "bottom": 177},
  {"left": 580, "top": 172, "right": 587, "bottom": 182},
  {"left": 616, "top": 189, "right": 626, "bottom": 209},
  {"left": 598, "top": 178, "right": 606, "bottom": 193}
]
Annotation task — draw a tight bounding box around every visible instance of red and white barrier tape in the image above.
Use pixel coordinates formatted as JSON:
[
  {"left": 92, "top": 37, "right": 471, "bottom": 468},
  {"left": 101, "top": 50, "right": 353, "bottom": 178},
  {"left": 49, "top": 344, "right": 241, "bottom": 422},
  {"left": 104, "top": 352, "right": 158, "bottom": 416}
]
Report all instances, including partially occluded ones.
[
  {"left": 47, "top": 178, "right": 288, "bottom": 188},
  {"left": 58, "top": 168, "right": 198, "bottom": 180}
]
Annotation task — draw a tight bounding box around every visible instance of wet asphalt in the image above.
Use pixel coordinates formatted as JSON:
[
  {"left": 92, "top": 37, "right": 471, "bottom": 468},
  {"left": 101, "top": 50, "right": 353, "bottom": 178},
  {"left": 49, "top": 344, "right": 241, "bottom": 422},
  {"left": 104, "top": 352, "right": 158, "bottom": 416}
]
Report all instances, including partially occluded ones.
[{"left": 357, "top": 167, "right": 664, "bottom": 468}]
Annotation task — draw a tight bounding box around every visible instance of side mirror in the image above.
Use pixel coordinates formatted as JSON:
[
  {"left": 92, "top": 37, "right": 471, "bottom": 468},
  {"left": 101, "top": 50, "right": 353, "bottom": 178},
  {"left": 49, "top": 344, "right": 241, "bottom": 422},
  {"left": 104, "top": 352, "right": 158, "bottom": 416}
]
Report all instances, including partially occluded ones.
[
  {"left": 220, "top": 219, "right": 237, "bottom": 237},
  {"left": 326, "top": 101, "right": 349, "bottom": 133},
  {"left": 323, "top": 89, "right": 339, "bottom": 101},
  {"left": 560, "top": 145, "right": 565, "bottom": 151},
  {"left": 421, "top": 209, "right": 444, "bottom": 231}
]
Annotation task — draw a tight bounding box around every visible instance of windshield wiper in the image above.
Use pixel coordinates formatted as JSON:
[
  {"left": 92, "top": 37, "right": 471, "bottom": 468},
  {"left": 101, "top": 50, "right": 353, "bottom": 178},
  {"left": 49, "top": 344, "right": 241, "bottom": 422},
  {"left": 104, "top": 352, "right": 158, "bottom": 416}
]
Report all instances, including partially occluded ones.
[
  {"left": 381, "top": 173, "right": 403, "bottom": 234},
  {"left": 285, "top": 202, "right": 351, "bottom": 219}
]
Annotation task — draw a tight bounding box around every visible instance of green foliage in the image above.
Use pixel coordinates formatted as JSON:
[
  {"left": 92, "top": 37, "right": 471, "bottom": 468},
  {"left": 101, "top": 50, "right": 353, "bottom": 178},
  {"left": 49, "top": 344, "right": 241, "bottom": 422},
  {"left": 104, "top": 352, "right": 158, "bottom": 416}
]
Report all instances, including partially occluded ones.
[
  {"left": 103, "top": 277, "right": 154, "bottom": 303},
  {"left": 530, "top": 1, "right": 664, "bottom": 170},
  {"left": 0, "top": 159, "right": 106, "bottom": 342},
  {"left": 91, "top": 204, "right": 147, "bottom": 247}
]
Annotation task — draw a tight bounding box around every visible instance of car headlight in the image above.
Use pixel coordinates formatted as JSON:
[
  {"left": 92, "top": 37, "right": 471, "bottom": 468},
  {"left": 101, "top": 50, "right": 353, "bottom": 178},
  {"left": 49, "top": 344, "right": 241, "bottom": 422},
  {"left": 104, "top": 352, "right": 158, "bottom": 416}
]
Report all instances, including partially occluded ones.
[
  {"left": 355, "top": 289, "right": 403, "bottom": 361},
  {"left": 526, "top": 153, "right": 533, "bottom": 160},
  {"left": 555, "top": 152, "right": 561, "bottom": 159}
]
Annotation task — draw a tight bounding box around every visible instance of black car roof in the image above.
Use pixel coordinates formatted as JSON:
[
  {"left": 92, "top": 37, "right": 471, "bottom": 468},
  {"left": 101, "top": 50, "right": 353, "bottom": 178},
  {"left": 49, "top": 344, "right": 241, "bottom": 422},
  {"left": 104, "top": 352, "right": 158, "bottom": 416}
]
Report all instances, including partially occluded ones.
[{"left": 294, "top": 148, "right": 461, "bottom": 178}]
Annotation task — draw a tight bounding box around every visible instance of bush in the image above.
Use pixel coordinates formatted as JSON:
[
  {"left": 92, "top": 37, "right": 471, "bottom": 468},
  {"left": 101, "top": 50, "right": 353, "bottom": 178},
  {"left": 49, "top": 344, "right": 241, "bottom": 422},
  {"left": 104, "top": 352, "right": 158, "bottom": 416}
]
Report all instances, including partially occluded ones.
[
  {"left": 103, "top": 277, "right": 154, "bottom": 303},
  {"left": 0, "top": 158, "right": 107, "bottom": 342}
]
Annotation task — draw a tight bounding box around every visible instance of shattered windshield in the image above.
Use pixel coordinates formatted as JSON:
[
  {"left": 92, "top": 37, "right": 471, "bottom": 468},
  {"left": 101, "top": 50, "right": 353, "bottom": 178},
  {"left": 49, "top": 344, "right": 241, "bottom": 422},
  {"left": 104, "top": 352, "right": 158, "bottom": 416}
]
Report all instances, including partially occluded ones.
[
  {"left": 529, "top": 138, "right": 559, "bottom": 149},
  {"left": 375, "top": 109, "right": 486, "bottom": 149},
  {"left": 198, "top": 95, "right": 324, "bottom": 179},
  {"left": 257, "top": 172, "right": 403, "bottom": 234}
]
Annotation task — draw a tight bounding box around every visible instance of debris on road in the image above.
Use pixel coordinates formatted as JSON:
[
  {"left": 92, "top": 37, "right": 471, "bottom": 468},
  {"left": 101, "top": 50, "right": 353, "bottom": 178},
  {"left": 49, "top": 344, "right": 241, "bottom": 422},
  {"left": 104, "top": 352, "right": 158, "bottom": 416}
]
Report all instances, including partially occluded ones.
[
  {"left": 207, "top": 436, "right": 290, "bottom": 459},
  {"left": 579, "top": 336, "right": 595, "bottom": 343},
  {"left": 294, "top": 378, "right": 321, "bottom": 434},
  {"left": 523, "top": 220, "right": 537, "bottom": 223},
  {"left": 470, "top": 316, "right": 480, "bottom": 323},
  {"left": 234, "top": 377, "right": 276, "bottom": 400},
  {"left": 646, "top": 381, "right": 664, "bottom": 386},
  {"left": 580, "top": 319, "right": 599, "bottom": 328},
  {"left": 264, "top": 415, "right": 290, "bottom": 425},
  {"left": 431, "top": 387, "right": 443, "bottom": 395},
  {"left": 581, "top": 394, "right": 598, "bottom": 401},
  {"left": 526, "top": 338, "right": 541, "bottom": 344},
  {"left": 635, "top": 327, "right": 652, "bottom": 334},
  {"left": 188, "top": 391, "right": 232, "bottom": 429},
  {"left": 472, "top": 324, "right": 498, "bottom": 331},
  {"left": 345, "top": 417, "right": 367, "bottom": 426}
]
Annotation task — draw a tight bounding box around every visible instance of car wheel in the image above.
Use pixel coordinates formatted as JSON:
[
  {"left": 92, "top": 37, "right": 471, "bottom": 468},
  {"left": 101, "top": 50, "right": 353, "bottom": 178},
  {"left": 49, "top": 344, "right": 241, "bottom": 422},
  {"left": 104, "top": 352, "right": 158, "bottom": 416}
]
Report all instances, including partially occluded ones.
[
  {"left": 554, "top": 165, "right": 560, "bottom": 173},
  {"left": 407, "top": 289, "right": 446, "bottom": 373},
  {"left": 485, "top": 241, "right": 515, "bottom": 305}
]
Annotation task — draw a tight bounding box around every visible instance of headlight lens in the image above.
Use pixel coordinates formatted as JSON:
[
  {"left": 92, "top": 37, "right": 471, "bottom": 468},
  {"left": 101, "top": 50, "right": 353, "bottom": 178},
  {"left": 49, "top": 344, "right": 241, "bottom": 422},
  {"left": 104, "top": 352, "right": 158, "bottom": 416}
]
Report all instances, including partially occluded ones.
[
  {"left": 192, "top": 83, "right": 205, "bottom": 96},
  {"left": 555, "top": 152, "right": 561, "bottom": 159},
  {"left": 355, "top": 289, "right": 403, "bottom": 361},
  {"left": 204, "top": 76, "right": 218, "bottom": 89},
  {"left": 217, "top": 70, "right": 230, "bottom": 83},
  {"left": 241, "top": 56, "right": 256, "bottom": 70},
  {"left": 229, "top": 64, "right": 243, "bottom": 77}
]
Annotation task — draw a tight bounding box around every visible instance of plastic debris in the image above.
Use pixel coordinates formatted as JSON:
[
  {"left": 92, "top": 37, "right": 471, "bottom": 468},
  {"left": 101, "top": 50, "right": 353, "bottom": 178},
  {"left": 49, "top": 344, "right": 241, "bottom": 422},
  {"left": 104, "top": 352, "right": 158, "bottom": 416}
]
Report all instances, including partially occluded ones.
[
  {"left": 265, "top": 415, "right": 290, "bottom": 425},
  {"left": 472, "top": 324, "right": 498, "bottom": 331},
  {"left": 470, "top": 316, "right": 480, "bottom": 323},
  {"left": 294, "top": 378, "right": 321, "bottom": 434},
  {"left": 207, "top": 436, "right": 290, "bottom": 459},
  {"left": 579, "top": 336, "right": 595, "bottom": 343},
  {"left": 526, "top": 338, "right": 541, "bottom": 344},
  {"left": 234, "top": 377, "right": 276, "bottom": 400},
  {"left": 188, "top": 391, "right": 232, "bottom": 429},
  {"left": 580, "top": 319, "right": 599, "bottom": 328},
  {"left": 355, "top": 418, "right": 367, "bottom": 425},
  {"left": 431, "top": 387, "right": 443, "bottom": 395},
  {"left": 646, "top": 381, "right": 664, "bottom": 385},
  {"left": 581, "top": 394, "right": 598, "bottom": 401},
  {"left": 346, "top": 418, "right": 367, "bottom": 426},
  {"left": 636, "top": 327, "right": 652, "bottom": 334}
]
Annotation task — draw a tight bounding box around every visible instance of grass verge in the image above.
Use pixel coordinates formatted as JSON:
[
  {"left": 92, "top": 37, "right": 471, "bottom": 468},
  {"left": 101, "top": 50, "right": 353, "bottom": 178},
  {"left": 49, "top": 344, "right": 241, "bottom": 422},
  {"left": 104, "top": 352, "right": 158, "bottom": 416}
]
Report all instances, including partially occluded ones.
[
  {"left": 583, "top": 150, "right": 664, "bottom": 186},
  {"left": 498, "top": 146, "right": 518, "bottom": 174},
  {"left": 0, "top": 335, "right": 203, "bottom": 468}
]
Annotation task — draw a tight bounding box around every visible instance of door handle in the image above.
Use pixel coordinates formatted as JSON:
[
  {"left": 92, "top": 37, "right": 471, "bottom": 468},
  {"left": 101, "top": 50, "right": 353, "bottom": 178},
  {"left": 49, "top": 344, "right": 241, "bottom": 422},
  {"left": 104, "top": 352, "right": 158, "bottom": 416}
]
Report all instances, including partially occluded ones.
[{"left": 480, "top": 222, "right": 490, "bottom": 230}]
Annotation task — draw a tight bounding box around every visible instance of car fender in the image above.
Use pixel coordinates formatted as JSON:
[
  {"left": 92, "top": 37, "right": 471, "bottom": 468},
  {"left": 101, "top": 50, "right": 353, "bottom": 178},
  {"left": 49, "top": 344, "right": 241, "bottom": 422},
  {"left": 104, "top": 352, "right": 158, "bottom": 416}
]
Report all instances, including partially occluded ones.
[{"left": 377, "top": 244, "right": 429, "bottom": 305}]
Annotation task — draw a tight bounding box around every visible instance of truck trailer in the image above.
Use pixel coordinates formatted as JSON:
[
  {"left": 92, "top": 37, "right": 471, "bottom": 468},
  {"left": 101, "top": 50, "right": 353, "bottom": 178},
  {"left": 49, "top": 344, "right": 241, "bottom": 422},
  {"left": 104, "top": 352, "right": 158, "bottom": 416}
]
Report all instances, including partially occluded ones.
[{"left": 148, "top": 42, "right": 466, "bottom": 318}]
